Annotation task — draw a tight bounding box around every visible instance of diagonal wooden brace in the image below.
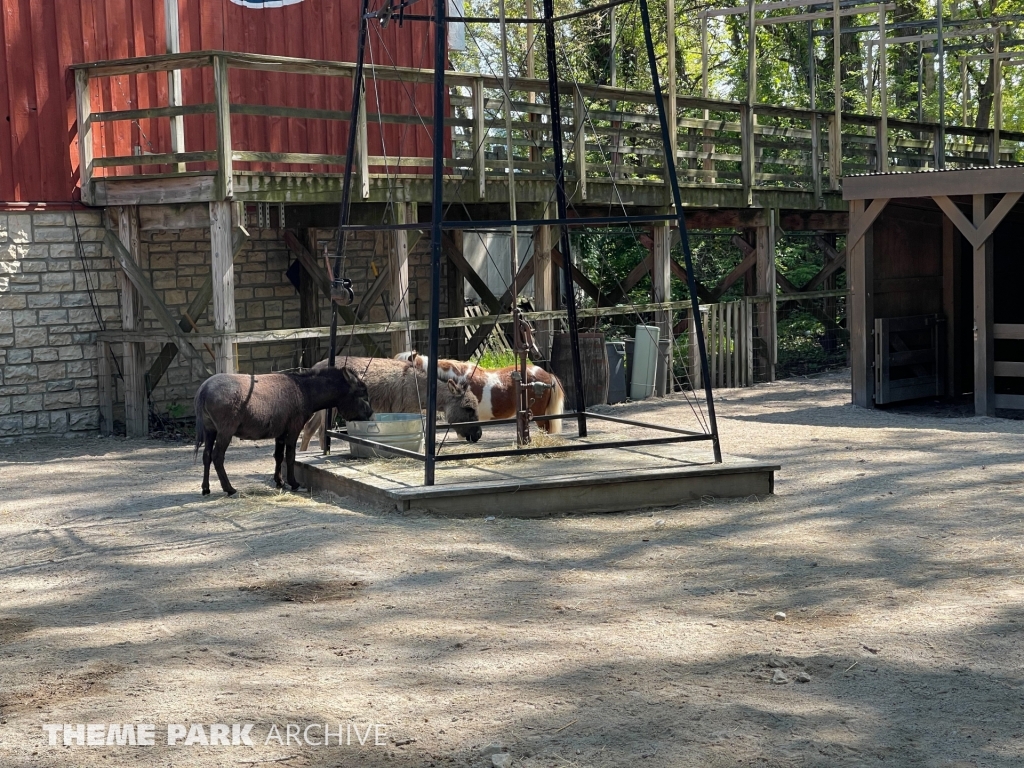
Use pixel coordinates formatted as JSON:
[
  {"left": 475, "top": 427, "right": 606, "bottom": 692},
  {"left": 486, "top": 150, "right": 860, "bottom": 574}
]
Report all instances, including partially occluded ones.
[
  {"left": 934, "top": 192, "right": 1022, "bottom": 249},
  {"left": 103, "top": 229, "right": 213, "bottom": 381}
]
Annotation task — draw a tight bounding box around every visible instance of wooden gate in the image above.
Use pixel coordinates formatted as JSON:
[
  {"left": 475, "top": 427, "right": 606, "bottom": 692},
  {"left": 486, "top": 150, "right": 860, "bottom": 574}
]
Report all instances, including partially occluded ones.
[
  {"left": 873, "top": 314, "right": 946, "bottom": 404},
  {"left": 689, "top": 299, "right": 754, "bottom": 389}
]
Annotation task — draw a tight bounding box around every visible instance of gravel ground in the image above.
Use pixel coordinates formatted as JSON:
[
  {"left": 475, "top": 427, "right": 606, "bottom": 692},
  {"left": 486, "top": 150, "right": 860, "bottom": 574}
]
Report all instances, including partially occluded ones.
[{"left": 1, "top": 368, "right": 1023, "bottom": 768}]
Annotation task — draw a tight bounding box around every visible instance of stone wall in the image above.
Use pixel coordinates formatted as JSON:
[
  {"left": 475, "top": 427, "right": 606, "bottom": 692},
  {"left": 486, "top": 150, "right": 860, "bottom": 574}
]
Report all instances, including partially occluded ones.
[{"left": 0, "top": 209, "right": 460, "bottom": 441}]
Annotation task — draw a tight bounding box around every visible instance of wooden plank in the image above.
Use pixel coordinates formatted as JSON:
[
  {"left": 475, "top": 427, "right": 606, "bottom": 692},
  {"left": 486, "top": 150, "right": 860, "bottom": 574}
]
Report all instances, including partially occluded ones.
[
  {"left": 209, "top": 200, "right": 236, "bottom": 372},
  {"left": 994, "top": 324, "right": 1024, "bottom": 340},
  {"left": 442, "top": 232, "right": 501, "bottom": 313},
  {"left": 74, "top": 70, "right": 94, "bottom": 204},
  {"left": 92, "top": 173, "right": 216, "bottom": 205},
  {"left": 213, "top": 55, "right": 233, "bottom": 199},
  {"left": 146, "top": 225, "right": 249, "bottom": 391},
  {"left": 473, "top": 78, "right": 486, "bottom": 200},
  {"left": 846, "top": 197, "right": 889, "bottom": 253},
  {"left": 92, "top": 103, "right": 214, "bottom": 123},
  {"left": 97, "top": 299, "right": 706, "bottom": 347},
  {"left": 974, "top": 194, "right": 994, "bottom": 416},
  {"left": 710, "top": 237, "right": 758, "bottom": 301},
  {"left": 390, "top": 202, "right": 413, "bottom": 355},
  {"left": 30, "top": 0, "right": 64, "bottom": 200},
  {"left": 114, "top": 207, "right": 148, "bottom": 437},
  {"left": 849, "top": 199, "right": 873, "bottom": 407},
  {"left": 92, "top": 151, "right": 216, "bottom": 168},
  {"left": 994, "top": 394, "right": 1024, "bottom": 410},
  {"left": 97, "top": 341, "right": 114, "bottom": 436},
  {"left": 652, "top": 221, "right": 672, "bottom": 396}
]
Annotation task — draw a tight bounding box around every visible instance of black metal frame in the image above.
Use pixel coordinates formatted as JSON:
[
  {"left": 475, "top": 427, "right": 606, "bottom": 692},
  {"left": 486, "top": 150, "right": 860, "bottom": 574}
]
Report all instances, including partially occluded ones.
[{"left": 325, "top": 0, "right": 723, "bottom": 484}]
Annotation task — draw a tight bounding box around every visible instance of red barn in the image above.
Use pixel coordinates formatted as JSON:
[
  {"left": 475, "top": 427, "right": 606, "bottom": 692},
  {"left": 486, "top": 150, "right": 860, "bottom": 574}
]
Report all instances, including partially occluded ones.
[{"left": 0, "top": 0, "right": 439, "bottom": 203}]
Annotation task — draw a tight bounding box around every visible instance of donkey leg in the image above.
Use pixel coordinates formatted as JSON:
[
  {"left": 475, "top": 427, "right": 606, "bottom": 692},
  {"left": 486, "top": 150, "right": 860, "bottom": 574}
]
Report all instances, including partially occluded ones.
[
  {"left": 273, "top": 439, "right": 286, "bottom": 488},
  {"left": 201, "top": 432, "right": 216, "bottom": 495},
  {"left": 285, "top": 439, "right": 300, "bottom": 491},
  {"left": 212, "top": 433, "right": 237, "bottom": 496},
  {"left": 299, "top": 411, "right": 321, "bottom": 452}
]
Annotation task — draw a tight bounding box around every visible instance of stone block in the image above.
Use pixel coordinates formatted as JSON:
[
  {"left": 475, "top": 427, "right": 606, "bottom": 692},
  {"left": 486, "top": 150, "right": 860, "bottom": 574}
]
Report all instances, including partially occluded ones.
[
  {"left": 38, "top": 309, "right": 69, "bottom": 325},
  {"left": 60, "top": 292, "right": 93, "bottom": 308},
  {"left": 19, "top": 259, "right": 48, "bottom": 274},
  {"left": 254, "top": 287, "right": 275, "bottom": 298},
  {"left": 6, "top": 349, "right": 31, "bottom": 365},
  {"left": 265, "top": 301, "right": 283, "bottom": 317},
  {"left": 28, "top": 293, "right": 61, "bottom": 308},
  {"left": 33, "top": 212, "right": 72, "bottom": 227},
  {"left": 41, "top": 272, "right": 74, "bottom": 292},
  {"left": 149, "top": 252, "right": 177, "bottom": 269},
  {"left": 0, "top": 294, "right": 26, "bottom": 309},
  {"left": 80, "top": 388, "right": 99, "bottom": 407},
  {"left": 32, "top": 348, "right": 59, "bottom": 362},
  {"left": 34, "top": 226, "right": 75, "bottom": 243},
  {"left": 8, "top": 214, "right": 32, "bottom": 243},
  {"left": 69, "top": 407, "right": 98, "bottom": 431},
  {"left": 152, "top": 270, "right": 177, "bottom": 289},
  {"left": 0, "top": 397, "right": 8, "bottom": 415},
  {"left": 0, "top": 310, "right": 10, "bottom": 334},
  {"left": 12, "top": 394, "right": 42, "bottom": 412},
  {"left": 14, "top": 327, "right": 47, "bottom": 347},
  {"left": 37, "top": 362, "right": 67, "bottom": 380},
  {"left": 57, "top": 345, "right": 85, "bottom": 361},
  {"left": 0, "top": 415, "right": 23, "bottom": 436},
  {"left": 45, "top": 378, "right": 74, "bottom": 392},
  {"left": 46, "top": 411, "right": 68, "bottom": 432},
  {"left": 163, "top": 289, "right": 187, "bottom": 306},
  {"left": 246, "top": 303, "right": 265, "bottom": 319},
  {"left": 44, "top": 390, "right": 80, "bottom": 409}
]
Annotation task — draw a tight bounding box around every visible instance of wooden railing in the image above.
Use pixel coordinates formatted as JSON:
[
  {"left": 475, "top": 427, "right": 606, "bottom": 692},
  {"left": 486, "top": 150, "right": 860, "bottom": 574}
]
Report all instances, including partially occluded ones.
[{"left": 72, "top": 50, "right": 1024, "bottom": 206}]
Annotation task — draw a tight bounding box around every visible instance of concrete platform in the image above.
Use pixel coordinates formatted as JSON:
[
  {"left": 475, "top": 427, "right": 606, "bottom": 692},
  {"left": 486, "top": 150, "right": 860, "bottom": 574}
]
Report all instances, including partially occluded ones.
[{"left": 295, "top": 425, "right": 779, "bottom": 517}]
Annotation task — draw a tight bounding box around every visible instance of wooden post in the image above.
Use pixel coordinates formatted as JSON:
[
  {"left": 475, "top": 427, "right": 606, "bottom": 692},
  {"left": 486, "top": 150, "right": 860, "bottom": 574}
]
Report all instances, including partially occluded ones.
[
  {"left": 213, "top": 55, "right": 233, "bottom": 200},
  {"left": 165, "top": 0, "right": 186, "bottom": 173},
  {"left": 574, "top": 89, "right": 587, "bottom": 200},
  {"left": 877, "top": 7, "right": 888, "bottom": 171},
  {"left": 666, "top": 0, "right": 677, "bottom": 167},
  {"left": 741, "top": 105, "right": 754, "bottom": 205},
  {"left": 299, "top": 228, "right": 322, "bottom": 368},
  {"left": 97, "top": 341, "right": 114, "bottom": 436},
  {"left": 849, "top": 198, "right": 874, "bottom": 407},
  {"left": 811, "top": 111, "right": 822, "bottom": 203},
  {"left": 210, "top": 201, "right": 237, "bottom": 373},
  {"left": 74, "top": 70, "right": 93, "bottom": 205},
  {"left": 446, "top": 228, "right": 465, "bottom": 359},
  {"left": 390, "top": 201, "right": 414, "bottom": 355},
  {"left": 973, "top": 193, "right": 994, "bottom": 415},
  {"left": 473, "top": 77, "right": 486, "bottom": 200},
  {"left": 941, "top": 213, "right": 962, "bottom": 396},
  {"left": 115, "top": 207, "right": 147, "bottom": 437},
  {"left": 990, "top": 28, "right": 1001, "bottom": 166},
  {"left": 357, "top": 80, "right": 370, "bottom": 199},
  {"left": 755, "top": 220, "right": 776, "bottom": 382},
  {"left": 832, "top": 0, "right": 842, "bottom": 186},
  {"left": 652, "top": 220, "right": 673, "bottom": 396},
  {"left": 533, "top": 217, "right": 554, "bottom": 359}
]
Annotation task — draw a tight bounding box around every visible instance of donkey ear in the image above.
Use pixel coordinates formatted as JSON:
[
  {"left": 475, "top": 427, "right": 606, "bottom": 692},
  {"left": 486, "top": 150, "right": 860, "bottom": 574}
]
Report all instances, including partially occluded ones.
[{"left": 447, "top": 378, "right": 460, "bottom": 394}]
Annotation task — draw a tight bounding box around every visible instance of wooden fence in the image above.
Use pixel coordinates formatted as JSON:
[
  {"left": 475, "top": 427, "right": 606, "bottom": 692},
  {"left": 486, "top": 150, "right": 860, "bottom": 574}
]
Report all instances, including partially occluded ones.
[
  {"left": 72, "top": 51, "right": 1024, "bottom": 206},
  {"left": 688, "top": 299, "right": 754, "bottom": 389}
]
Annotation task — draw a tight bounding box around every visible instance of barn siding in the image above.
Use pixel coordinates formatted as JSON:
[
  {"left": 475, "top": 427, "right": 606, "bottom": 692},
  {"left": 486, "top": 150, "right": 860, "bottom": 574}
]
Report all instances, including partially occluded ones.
[{"left": 0, "top": 0, "right": 438, "bottom": 203}]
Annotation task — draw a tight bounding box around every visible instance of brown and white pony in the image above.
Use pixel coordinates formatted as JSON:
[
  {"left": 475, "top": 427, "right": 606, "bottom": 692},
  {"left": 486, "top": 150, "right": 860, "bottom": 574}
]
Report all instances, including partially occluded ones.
[{"left": 395, "top": 352, "right": 565, "bottom": 434}]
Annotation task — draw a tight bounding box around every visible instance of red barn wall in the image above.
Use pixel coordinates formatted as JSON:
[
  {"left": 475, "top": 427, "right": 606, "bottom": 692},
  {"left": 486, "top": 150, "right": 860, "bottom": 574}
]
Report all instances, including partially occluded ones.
[{"left": 0, "top": 0, "right": 439, "bottom": 203}]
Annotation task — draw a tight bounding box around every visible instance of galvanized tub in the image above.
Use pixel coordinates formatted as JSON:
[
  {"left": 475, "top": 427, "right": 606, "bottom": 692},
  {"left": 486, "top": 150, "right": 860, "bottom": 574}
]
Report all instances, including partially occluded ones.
[{"left": 347, "top": 413, "right": 424, "bottom": 459}]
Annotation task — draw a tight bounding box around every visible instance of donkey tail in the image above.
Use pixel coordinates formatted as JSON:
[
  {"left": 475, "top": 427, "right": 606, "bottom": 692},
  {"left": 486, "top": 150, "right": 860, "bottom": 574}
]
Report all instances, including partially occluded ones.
[
  {"left": 193, "top": 383, "right": 207, "bottom": 461},
  {"left": 546, "top": 375, "right": 565, "bottom": 435}
]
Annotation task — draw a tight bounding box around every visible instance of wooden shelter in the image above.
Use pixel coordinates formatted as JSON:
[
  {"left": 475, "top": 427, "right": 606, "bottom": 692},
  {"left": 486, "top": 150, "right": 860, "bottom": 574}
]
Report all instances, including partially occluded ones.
[{"left": 843, "top": 166, "right": 1024, "bottom": 415}]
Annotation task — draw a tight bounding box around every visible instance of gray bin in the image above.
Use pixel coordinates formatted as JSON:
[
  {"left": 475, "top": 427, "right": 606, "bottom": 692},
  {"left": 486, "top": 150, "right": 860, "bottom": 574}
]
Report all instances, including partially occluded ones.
[{"left": 606, "top": 341, "right": 627, "bottom": 404}]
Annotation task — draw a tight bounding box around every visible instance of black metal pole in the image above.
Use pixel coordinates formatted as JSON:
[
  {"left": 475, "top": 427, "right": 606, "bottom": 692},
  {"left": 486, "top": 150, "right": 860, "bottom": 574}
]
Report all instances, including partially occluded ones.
[
  {"left": 637, "top": 0, "right": 721, "bottom": 462},
  {"left": 542, "top": 0, "right": 587, "bottom": 437},
  {"left": 324, "top": 0, "right": 371, "bottom": 454},
  {"left": 425, "top": 0, "right": 447, "bottom": 485}
]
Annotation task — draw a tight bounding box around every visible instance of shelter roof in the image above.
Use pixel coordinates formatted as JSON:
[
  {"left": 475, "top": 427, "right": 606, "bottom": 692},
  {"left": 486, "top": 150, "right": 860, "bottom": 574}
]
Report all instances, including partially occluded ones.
[{"left": 843, "top": 165, "right": 1024, "bottom": 201}]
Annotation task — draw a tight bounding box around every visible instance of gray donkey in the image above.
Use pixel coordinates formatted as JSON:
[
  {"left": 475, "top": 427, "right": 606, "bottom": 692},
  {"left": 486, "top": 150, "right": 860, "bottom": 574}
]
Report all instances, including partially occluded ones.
[
  {"left": 299, "top": 356, "right": 482, "bottom": 452},
  {"left": 195, "top": 366, "right": 373, "bottom": 496}
]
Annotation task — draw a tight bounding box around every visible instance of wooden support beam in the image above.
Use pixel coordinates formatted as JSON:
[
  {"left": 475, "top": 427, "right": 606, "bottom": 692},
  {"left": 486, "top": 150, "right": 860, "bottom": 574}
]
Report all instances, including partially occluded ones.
[
  {"left": 463, "top": 257, "right": 536, "bottom": 358},
  {"left": 390, "top": 202, "right": 414, "bottom": 355},
  {"left": 755, "top": 215, "right": 777, "bottom": 381},
  {"left": 934, "top": 191, "right": 1021, "bottom": 249},
  {"left": 281, "top": 230, "right": 382, "bottom": 357},
  {"left": 74, "top": 70, "right": 94, "bottom": 205},
  {"left": 356, "top": 260, "right": 391, "bottom": 322},
  {"left": 709, "top": 235, "right": 758, "bottom": 301},
  {"left": 114, "top": 207, "right": 148, "bottom": 437},
  {"left": 803, "top": 235, "right": 847, "bottom": 291},
  {"left": 446, "top": 229, "right": 466, "bottom": 359},
  {"left": 299, "top": 228, "right": 322, "bottom": 368},
  {"left": 973, "top": 194, "right": 995, "bottom": 416},
  {"left": 97, "top": 341, "right": 114, "bottom": 436},
  {"left": 473, "top": 77, "right": 487, "bottom": 200},
  {"left": 622, "top": 253, "right": 654, "bottom": 295},
  {"left": 533, "top": 221, "right": 554, "bottom": 358},
  {"left": 146, "top": 225, "right": 248, "bottom": 391},
  {"left": 442, "top": 232, "right": 501, "bottom": 313},
  {"left": 848, "top": 198, "right": 874, "bottom": 407},
  {"left": 652, "top": 221, "right": 673, "bottom": 396},
  {"left": 846, "top": 197, "right": 889, "bottom": 253},
  {"left": 103, "top": 228, "right": 213, "bottom": 382},
  {"left": 213, "top": 55, "right": 233, "bottom": 201},
  {"left": 210, "top": 201, "right": 237, "bottom": 372}
]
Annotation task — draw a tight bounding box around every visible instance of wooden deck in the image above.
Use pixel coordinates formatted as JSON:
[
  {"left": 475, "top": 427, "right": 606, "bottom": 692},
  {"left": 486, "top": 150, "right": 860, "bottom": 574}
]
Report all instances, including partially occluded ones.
[{"left": 294, "top": 422, "right": 778, "bottom": 517}]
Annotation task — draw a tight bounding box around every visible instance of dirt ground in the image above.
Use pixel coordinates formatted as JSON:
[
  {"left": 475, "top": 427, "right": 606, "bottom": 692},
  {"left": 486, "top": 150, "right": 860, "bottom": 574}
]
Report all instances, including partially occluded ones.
[{"left": 2, "top": 369, "right": 1023, "bottom": 768}]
